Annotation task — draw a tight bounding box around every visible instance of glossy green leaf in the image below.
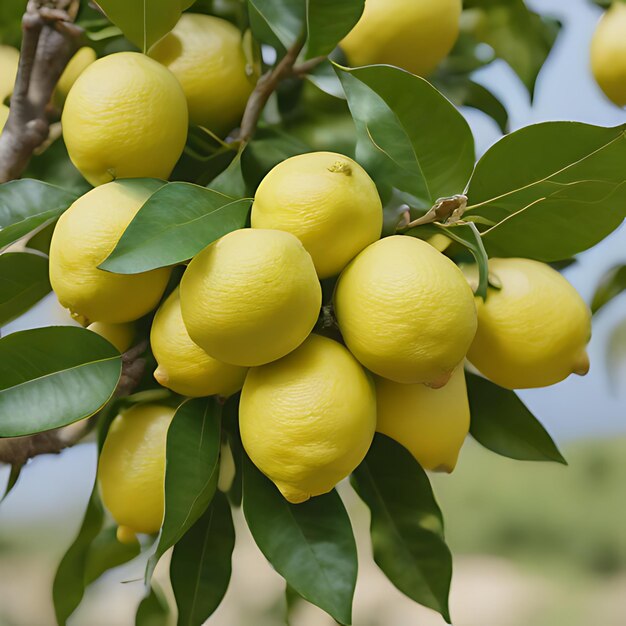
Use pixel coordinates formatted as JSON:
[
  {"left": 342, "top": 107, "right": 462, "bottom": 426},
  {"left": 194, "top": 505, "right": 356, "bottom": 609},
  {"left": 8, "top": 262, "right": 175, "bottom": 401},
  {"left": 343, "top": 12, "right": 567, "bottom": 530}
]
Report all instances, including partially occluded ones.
[
  {"left": 85, "top": 526, "right": 141, "bottom": 585},
  {"left": 0, "top": 252, "right": 50, "bottom": 325},
  {"left": 26, "top": 220, "right": 56, "bottom": 254},
  {"left": 466, "top": 123, "right": 626, "bottom": 261},
  {"left": 305, "top": 0, "right": 364, "bottom": 59},
  {"left": 592, "top": 264, "right": 626, "bottom": 314},
  {"left": 0, "top": 463, "right": 21, "bottom": 503},
  {"left": 136, "top": 584, "right": 170, "bottom": 626},
  {"left": 466, "top": 373, "right": 567, "bottom": 464},
  {"left": 248, "top": 0, "right": 305, "bottom": 49},
  {"left": 0, "top": 179, "right": 77, "bottom": 249},
  {"left": 101, "top": 183, "right": 251, "bottom": 274},
  {"left": 171, "top": 491, "right": 235, "bottom": 625},
  {"left": 351, "top": 434, "right": 452, "bottom": 623},
  {"left": 0, "top": 326, "right": 121, "bottom": 437},
  {"left": 95, "top": 0, "right": 184, "bottom": 52},
  {"left": 243, "top": 456, "right": 357, "bottom": 625},
  {"left": 210, "top": 149, "right": 249, "bottom": 198},
  {"left": 336, "top": 64, "right": 475, "bottom": 207},
  {"left": 146, "top": 397, "right": 221, "bottom": 582}
]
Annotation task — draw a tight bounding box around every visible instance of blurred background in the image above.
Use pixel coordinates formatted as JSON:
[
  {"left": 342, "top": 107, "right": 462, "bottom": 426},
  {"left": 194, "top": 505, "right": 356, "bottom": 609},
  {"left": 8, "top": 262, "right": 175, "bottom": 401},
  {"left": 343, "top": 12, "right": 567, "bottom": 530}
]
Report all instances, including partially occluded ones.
[{"left": 1, "top": 0, "right": 625, "bottom": 624}]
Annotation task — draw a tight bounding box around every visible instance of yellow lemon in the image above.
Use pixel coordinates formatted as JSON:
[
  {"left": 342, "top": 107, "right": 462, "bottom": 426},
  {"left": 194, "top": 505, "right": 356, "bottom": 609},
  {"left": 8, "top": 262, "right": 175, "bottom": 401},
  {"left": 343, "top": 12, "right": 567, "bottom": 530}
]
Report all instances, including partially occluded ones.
[
  {"left": 87, "top": 321, "right": 135, "bottom": 352},
  {"left": 0, "top": 45, "right": 19, "bottom": 102},
  {"left": 49, "top": 180, "right": 171, "bottom": 324},
  {"left": 55, "top": 46, "right": 97, "bottom": 105},
  {"left": 151, "top": 288, "right": 247, "bottom": 397},
  {"left": 0, "top": 104, "right": 8, "bottom": 131},
  {"left": 240, "top": 334, "right": 376, "bottom": 503},
  {"left": 467, "top": 258, "right": 591, "bottom": 389},
  {"left": 180, "top": 229, "right": 321, "bottom": 367},
  {"left": 341, "top": 0, "right": 462, "bottom": 77},
  {"left": 251, "top": 152, "right": 382, "bottom": 279},
  {"left": 591, "top": 3, "right": 626, "bottom": 106},
  {"left": 62, "top": 52, "right": 188, "bottom": 186},
  {"left": 150, "top": 13, "right": 256, "bottom": 134},
  {"left": 98, "top": 404, "right": 175, "bottom": 541},
  {"left": 376, "top": 367, "right": 469, "bottom": 473},
  {"left": 335, "top": 235, "right": 477, "bottom": 386}
]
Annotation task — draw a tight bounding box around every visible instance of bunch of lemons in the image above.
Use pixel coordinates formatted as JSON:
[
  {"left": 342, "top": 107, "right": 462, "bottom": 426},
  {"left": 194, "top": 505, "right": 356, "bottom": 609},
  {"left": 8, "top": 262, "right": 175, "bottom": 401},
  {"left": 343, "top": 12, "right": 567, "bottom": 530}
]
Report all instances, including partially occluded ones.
[{"left": 43, "top": 6, "right": 591, "bottom": 542}]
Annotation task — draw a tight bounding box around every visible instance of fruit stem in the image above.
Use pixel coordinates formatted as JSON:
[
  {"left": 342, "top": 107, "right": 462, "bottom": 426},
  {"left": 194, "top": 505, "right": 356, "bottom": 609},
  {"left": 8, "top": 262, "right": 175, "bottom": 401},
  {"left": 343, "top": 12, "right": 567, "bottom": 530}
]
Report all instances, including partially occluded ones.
[{"left": 398, "top": 194, "right": 468, "bottom": 231}]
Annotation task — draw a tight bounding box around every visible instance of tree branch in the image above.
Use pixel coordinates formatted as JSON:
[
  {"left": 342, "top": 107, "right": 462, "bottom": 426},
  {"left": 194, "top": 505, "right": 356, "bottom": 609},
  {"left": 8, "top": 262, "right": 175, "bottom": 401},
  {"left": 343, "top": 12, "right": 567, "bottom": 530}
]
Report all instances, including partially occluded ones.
[{"left": 0, "top": 0, "right": 82, "bottom": 183}]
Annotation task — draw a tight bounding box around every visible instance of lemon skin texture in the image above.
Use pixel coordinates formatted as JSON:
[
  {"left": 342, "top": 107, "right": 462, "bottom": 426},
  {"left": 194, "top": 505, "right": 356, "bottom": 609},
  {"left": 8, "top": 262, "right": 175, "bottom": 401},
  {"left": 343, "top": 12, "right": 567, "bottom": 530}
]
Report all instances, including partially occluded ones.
[
  {"left": 151, "top": 288, "right": 247, "bottom": 397},
  {"left": 251, "top": 152, "right": 383, "bottom": 279},
  {"left": 180, "top": 229, "right": 322, "bottom": 367},
  {"left": 341, "top": 0, "right": 461, "bottom": 77},
  {"left": 467, "top": 258, "right": 591, "bottom": 389},
  {"left": 98, "top": 404, "right": 175, "bottom": 539},
  {"left": 49, "top": 180, "right": 171, "bottom": 324},
  {"left": 55, "top": 46, "right": 97, "bottom": 105},
  {"left": 240, "top": 334, "right": 377, "bottom": 503},
  {"left": 591, "top": 3, "right": 626, "bottom": 107},
  {"left": 0, "top": 45, "right": 19, "bottom": 102},
  {"left": 62, "top": 52, "right": 188, "bottom": 186},
  {"left": 150, "top": 13, "right": 256, "bottom": 134},
  {"left": 376, "top": 366, "right": 469, "bottom": 473},
  {"left": 335, "top": 235, "right": 477, "bottom": 386},
  {"left": 87, "top": 321, "right": 135, "bottom": 353}
]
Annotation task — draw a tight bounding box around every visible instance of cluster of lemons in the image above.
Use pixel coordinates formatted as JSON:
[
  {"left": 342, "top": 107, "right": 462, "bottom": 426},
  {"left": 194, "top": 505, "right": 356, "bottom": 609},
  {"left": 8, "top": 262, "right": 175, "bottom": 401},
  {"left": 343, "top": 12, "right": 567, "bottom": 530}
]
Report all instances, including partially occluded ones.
[{"left": 15, "top": 0, "right": 594, "bottom": 541}]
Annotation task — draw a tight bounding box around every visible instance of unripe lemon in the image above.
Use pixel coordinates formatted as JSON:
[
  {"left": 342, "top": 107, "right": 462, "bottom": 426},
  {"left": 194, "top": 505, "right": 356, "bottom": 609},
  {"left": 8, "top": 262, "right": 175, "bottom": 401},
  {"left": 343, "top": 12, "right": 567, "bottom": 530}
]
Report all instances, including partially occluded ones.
[
  {"left": 251, "top": 152, "right": 383, "bottom": 279},
  {"left": 341, "top": 0, "right": 462, "bottom": 77},
  {"left": 376, "top": 366, "right": 469, "bottom": 473},
  {"left": 87, "top": 321, "right": 135, "bottom": 353},
  {"left": 467, "top": 258, "right": 591, "bottom": 389},
  {"left": 151, "top": 288, "right": 247, "bottom": 397},
  {"left": 98, "top": 404, "right": 175, "bottom": 541},
  {"left": 180, "top": 229, "right": 321, "bottom": 367},
  {"left": 55, "top": 46, "right": 97, "bottom": 105},
  {"left": 150, "top": 13, "right": 256, "bottom": 135},
  {"left": 590, "top": 3, "right": 626, "bottom": 106},
  {"left": 335, "top": 235, "right": 477, "bottom": 386},
  {"left": 49, "top": 180, "right": 171, "bottom": 324},
  {"left": 240, "top": 334, "right": 376, "bottom": 503},
  {"left": 62, "top": 52, "right": 188, "bottom": 186},
  {"left": 0, "top": 45, "right": 19, "bottom": 102}
]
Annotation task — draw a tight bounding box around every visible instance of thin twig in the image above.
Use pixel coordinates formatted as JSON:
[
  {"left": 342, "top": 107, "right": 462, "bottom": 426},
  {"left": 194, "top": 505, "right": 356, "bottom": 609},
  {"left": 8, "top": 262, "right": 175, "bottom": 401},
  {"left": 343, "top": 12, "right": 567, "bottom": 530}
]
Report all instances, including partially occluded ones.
[
  {"left": 0, "top": 0, "right": 82, "bottom": 183},
  {"left": 291, "top": 55, "right": 326, "bottom": 77}
]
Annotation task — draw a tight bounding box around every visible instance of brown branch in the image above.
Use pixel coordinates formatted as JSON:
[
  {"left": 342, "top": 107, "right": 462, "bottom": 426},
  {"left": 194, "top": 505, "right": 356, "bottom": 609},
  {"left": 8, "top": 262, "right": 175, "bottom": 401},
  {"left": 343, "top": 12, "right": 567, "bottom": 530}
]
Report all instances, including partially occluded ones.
[
  {"left": 0, "top": 0, "right": 82, "bottom": 183},
  {"left": 237, "top": 38, "right": 306, "bottom": 144},
  {"left": 291, "top": 55, "right": 326, "bottom": 77}
]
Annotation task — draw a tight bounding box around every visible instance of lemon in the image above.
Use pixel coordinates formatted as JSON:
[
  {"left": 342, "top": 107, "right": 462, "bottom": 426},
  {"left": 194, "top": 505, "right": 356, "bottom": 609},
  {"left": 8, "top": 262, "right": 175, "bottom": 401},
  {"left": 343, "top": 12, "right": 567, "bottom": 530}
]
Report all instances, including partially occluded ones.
[
  {"left": 98, "top": 404, "right": 175, "bottom": 541},
  {"left": 0, "top": 45, "right": 19, "bottom": 103},
  {"left": 87, "top": 321, "right": 135, "bottom": 352},
  {"left": 341, "top": 0, "right": 461, "bottom": 77},
  {"left": 376, "top": 366, "right": 469, "bottom": 472},
  {"left": 251, "top": 152, "right": 383, "bottom": 279},
  {"left": 467, "top": 258, "right": 591, "bottom": 389},
  {"left": 151, "top": 287, "right": 247, "bottom": 397},
  {"left": 180, "top": 229, "right": 321, "bottom": 367},
  {"left": 240, "top": 334, "right": 376, "bottom": 503},
  {"left": 150, "top": 13, "right": 256, "bottom": 134},
  {"left": 0, "top": 104, "right": 8, "bottom": 131},
  {"left": 55, "top": 47, "right": 97, "bottom": 105},
  {"left": 591, "top": 3, "right": 626, "bottom": 106},
  {"left": 335, "top": 235, "right": 477, "bottom": 386},
  {"left": 49, "top": 180, "right": 171, "bottom": 324},
  {"left": 62, "top": 52, "right": 188, "bottom": 186}
]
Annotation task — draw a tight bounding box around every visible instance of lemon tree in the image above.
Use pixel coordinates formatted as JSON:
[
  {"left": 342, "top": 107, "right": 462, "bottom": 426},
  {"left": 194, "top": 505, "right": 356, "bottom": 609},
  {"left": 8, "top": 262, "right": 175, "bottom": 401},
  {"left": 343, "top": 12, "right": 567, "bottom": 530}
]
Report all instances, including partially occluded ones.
[{"left": 0, "top": 1, "right": 624, "bottom": 625}]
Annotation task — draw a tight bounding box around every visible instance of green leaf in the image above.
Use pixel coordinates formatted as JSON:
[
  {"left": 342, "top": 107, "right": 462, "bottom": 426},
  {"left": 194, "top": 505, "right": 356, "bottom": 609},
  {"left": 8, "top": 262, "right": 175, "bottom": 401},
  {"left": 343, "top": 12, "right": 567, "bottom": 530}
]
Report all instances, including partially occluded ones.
[
  {"left": 466, "top": 373, "right": 567, "bottom": 464},
  {"left": 0, "top": 326, "right": 121, "bottom": 437},
  {"left": 25, "top": 220, "right": 56, "bottom": 254},
  {"left": 101, "top": 183, "right": 251, "bottom": 274},
  {"left": 84, "top": 526, "right": 140, "bottom": 585},
  {"left": 146, "top": 397, "right": 222, "bottom": 582},
  {"left": 248, "top": 0, "right": 305, "bottom": 49},
  {"left": 171, "top": 491, "right": 235, "bottom": 625},
  {"left": 0, "top": 463, "right": 21, "bottom": 503},
  {"left": 351, "top": 434, "right": 452, "bottom": 623},
  {"left": 336, "top": 64, "right": 475, "bottom": 207},
  {"left": 95, "top": 0, "right": 184, "bottom": 52},
  {"left": 210, "top": 150, "right": 249, "bottom": 198},
  {"left": 0, "top": 252, "right": 50, "bottom": 325},
  {"left": 592, "top": 264, "right": 626, "bottom": 314},
  {"left": 0, "top": 179, "right": 77, "bottom": 249},
  {"left": 466, "top": 123, "right": 626, "bottom": 261},
  {"left": 136, "top": 584, "right": 170, "bottom": 626},
  {"left": 305, "top": 0, "right": 364, "bottom": 59},
  {"left": 243, "top": 456, "right": 357, "bottom": 625}
]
